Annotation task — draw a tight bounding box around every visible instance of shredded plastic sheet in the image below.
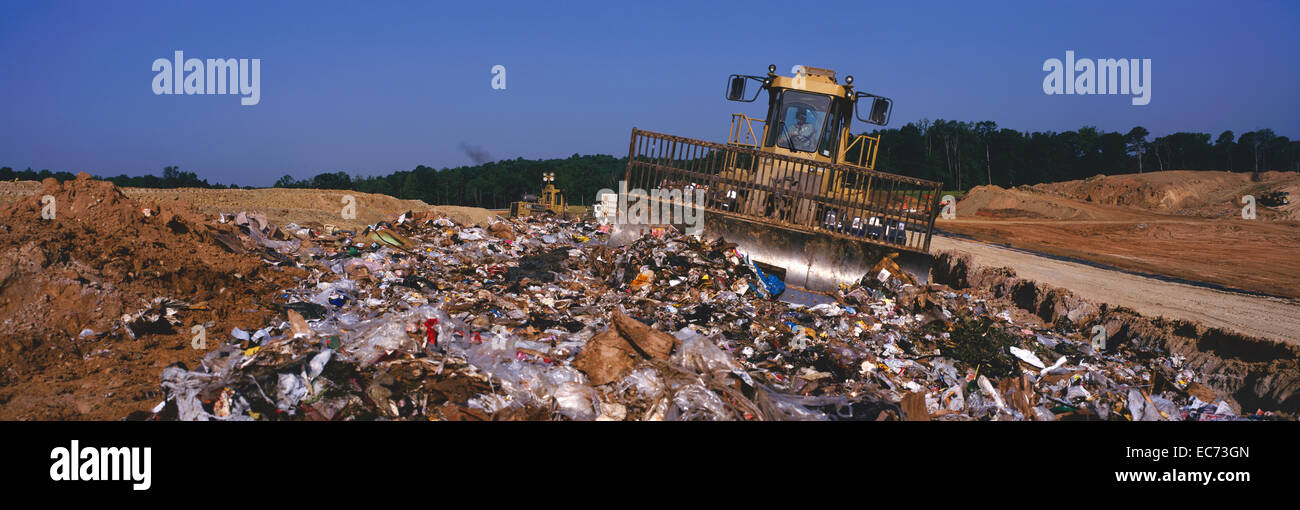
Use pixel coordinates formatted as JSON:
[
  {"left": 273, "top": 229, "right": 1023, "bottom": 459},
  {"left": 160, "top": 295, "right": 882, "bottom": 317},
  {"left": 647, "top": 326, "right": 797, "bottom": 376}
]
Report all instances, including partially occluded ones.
[{"left": 1009, "top": 346, "right": 1046, "bottom": 369}]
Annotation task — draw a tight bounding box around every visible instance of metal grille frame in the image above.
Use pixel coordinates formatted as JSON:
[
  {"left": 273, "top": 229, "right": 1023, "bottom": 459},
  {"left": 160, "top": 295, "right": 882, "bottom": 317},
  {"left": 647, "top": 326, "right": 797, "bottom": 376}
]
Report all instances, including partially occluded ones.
[{"left": 624, "top": 128, "right": 943, "bottom": 254}]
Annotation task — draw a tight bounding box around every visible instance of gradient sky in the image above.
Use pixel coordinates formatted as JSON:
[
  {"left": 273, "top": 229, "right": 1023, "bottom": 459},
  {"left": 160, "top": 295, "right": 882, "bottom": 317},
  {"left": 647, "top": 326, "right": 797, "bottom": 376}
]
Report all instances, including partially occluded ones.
[{"left": 1, "top": 0, "right": 1297, "bottom": 186}]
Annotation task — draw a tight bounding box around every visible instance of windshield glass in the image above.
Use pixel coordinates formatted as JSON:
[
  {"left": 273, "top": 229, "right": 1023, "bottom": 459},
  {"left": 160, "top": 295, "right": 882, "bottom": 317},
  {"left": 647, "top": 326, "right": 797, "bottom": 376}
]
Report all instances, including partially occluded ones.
[{"left": 769, "top": 90, "right": 832, "bottom": 152}]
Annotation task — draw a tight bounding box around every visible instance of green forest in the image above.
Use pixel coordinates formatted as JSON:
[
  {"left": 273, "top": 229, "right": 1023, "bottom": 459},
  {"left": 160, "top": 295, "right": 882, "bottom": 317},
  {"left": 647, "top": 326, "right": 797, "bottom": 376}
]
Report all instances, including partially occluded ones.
[
  {"left": 870, "top": 122, "right": 1297, "bottom": 190},
  {"left": 4, "top": 122, "right": 1297, "bottom": 209}
]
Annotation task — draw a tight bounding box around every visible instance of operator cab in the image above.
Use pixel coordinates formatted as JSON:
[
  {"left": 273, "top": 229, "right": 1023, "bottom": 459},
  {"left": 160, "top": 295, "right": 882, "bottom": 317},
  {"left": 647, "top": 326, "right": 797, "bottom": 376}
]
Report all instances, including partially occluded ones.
[
  {"left": 765, "top": 89, "right": 844, "bottom": 158},
  {"left": 726, "top": 64, "right": 893, "bottom": 168}
]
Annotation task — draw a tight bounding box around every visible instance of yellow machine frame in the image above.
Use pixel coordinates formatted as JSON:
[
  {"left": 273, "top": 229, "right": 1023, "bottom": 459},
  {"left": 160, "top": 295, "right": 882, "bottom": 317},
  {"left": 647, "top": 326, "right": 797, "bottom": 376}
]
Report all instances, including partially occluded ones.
[
  {"left": 620, "top": 64, "right": 943, "bottom": 291},
  {"left": 510, "top": 172, "right": 567, "bottom": 217}
]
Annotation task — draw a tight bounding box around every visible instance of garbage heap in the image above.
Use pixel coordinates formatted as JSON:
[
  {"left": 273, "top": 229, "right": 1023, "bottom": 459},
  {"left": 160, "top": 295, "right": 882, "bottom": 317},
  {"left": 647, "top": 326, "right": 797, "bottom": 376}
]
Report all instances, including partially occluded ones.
[{"left": 154, "top": 211, "right": 1288, "bottom": 421}]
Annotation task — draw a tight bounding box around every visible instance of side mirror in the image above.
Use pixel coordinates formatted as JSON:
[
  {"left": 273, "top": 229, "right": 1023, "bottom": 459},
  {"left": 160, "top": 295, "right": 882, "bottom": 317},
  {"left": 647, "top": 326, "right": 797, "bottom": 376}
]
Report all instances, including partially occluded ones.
[
  {"left": 855, "top": 93, "right": 893, "bottom": 125},
  {"left": 727, "top": 76, "right": 746, "bottom": 101},
  {"left": 725, "top": 74, "right": 763, "bottom": 102}
]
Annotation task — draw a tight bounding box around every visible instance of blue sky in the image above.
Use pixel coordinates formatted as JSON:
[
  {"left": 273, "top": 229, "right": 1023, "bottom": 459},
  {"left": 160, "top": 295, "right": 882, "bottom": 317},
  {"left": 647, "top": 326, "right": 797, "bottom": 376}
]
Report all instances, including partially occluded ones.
[{"left": 1, "top": 0, "right": 1297, "bottom": 186}]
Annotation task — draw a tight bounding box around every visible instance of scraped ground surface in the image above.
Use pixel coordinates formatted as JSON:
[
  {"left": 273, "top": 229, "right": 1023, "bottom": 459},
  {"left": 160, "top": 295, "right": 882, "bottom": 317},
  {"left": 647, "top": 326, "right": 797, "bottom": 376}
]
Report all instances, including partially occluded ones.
[
  {"left": 931, "top": 235, "right": 1300, "bottom": 343},
  {"left": 943, "top": 171, "right": 1300, "bottom": 299}
]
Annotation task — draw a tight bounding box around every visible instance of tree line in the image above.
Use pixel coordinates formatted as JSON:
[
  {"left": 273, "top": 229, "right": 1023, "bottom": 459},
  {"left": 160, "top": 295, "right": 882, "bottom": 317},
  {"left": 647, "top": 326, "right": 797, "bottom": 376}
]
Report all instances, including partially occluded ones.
[
  {"left": 870, "top": 121, "right": 1298, "bottom": 190},
  {"left": 0, "top": 165, "right": 247, "bottom": 189}
]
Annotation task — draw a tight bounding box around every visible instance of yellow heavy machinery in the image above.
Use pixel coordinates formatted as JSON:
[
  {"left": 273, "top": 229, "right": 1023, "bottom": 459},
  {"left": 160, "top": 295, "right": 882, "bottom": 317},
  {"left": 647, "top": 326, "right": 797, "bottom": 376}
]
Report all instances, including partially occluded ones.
[
  {"left": 510, "top": 172, "right": 568, "bottom": 218},
  {"left": 621, "top": 64, "right": 943, "bottom": 292}
]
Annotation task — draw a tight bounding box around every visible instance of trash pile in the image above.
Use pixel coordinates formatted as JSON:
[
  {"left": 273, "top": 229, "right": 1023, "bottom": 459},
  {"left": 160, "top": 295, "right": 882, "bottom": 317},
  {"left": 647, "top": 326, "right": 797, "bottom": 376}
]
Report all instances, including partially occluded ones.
[{"left": 152, "top": 209, "right": 1292, "bottom": 421}]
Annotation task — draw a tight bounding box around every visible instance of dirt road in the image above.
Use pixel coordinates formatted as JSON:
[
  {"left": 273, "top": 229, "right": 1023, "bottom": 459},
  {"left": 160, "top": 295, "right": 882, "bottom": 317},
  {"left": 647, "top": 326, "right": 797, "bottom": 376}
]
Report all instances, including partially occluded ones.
[
  {"left": 931, "top": 234, "right": 1300, "bottom": 343},
  {"left": 945, "top": 171, "right": 1300, "bottom": 299}
]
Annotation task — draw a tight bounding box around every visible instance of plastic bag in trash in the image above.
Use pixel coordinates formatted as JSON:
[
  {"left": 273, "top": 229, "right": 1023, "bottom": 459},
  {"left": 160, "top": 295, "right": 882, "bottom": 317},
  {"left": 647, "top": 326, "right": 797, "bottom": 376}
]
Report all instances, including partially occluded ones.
[
  {"left": 670, "top": 327, "right": 741, "bottom": 375},
  {"left": 276, "top": 373, "right": 308, "bottom": 413},
  {"left": 306, "top": 349, "right": 333, "bottom": 379},
  {"left": 666, "top": 381, "right": 733, "bottom": 421},
  {"left": 160, "top": 366, "right": 219, "bottom": 421},
  {"left": 349, "top": 320, "right": 417, "bottom": 368},
  {"left": 754, "top": 385, "right": 831, "bottom": 421},
  {"left": 617, "top": 367, "right": 664, "bottom": 400},
  {"left": 744, "top": 253, "right": 785, "bottom": 298},
  {"left": 553, "top": 382, "right": 598, "bottom": 420}
]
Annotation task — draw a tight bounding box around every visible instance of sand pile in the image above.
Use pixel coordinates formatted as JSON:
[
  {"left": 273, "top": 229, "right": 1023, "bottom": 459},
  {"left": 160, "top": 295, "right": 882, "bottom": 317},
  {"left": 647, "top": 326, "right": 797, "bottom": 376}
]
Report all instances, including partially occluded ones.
[
  {"left": 122, "top": 187, "right": 498, "bottom": 231},
  {"left": 957, "top": 185, "right": 1095, "bottom": 220},
  {"left": 1032, "top": 171, "right": 1248, "bottom": 211},
  {"left": 1030, "top": 171, "right": 1300, "bottom": 219},
  {"left": 957, "top": 171, "right": 1300, "bottom": 222}
]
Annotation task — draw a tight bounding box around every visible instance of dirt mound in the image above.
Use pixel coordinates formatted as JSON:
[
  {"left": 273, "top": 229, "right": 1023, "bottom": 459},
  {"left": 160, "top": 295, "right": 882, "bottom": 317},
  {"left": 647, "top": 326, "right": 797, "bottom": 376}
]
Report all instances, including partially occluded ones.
[
  {"left": 957, "top": 185, "right": 1097, "bottom": 220},
  {"left": 0, "top": 182, "right": 502, "bottom": 230},
  {"left": 0, "top": 180, "right": 40, "bottom": 204},
  {"left": 956, "top": 171, "right": 1300, "bottom": 221},
  {"left": 0, "top": 175, "right": 305, "bottom": 419},
  {"left": 1029, "top": 170, "right": 1300, "bottom": 220},
  {"left": 122, "top": 187, "right": 500, "bottom": 230}
]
